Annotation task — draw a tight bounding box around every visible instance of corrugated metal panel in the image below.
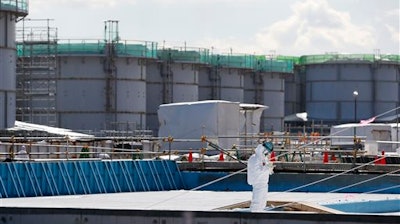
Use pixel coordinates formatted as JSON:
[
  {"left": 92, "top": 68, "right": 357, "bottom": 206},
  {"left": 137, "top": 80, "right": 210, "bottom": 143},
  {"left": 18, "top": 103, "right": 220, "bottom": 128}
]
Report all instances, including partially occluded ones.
[{"left": 0, "top": 160, "right": 183, "bottom": 198}]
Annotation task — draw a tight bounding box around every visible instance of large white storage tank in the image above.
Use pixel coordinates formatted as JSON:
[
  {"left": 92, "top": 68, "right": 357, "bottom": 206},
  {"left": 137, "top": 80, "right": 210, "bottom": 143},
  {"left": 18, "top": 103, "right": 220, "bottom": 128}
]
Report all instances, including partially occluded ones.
[
  {"left": 198, "top": 67, "right": 244, "bottom": 102},
  {"left": 56, "top": 42, "right": 151, "bottom": 131},
  {"left": 260, "top": 73, "right": 286, "bottom": 132},
  {"left": 146, "top": 49, "right": 202, "bottom": 133},
  {"left": 282, "top": 56, "right": 303, "bottom": 116},
  {"left": 0, "top": 1, "right": 28, "bottom": 129},
  {"left": 168, "top": 63, "right": 199, "bottom": 102},
  {"left": 198, "top": 54, "right": 249, "bottom": 102},
  {"left": 243, "top": 58, "right": 293, "bottom": 132},
  {"left": 218, "top": 68, "right": 244, "bottom": 102},
  {"left": 145, "top": 60, "right": 161, "bottom": 133},
  {"left": 302, "top": 54, "right": 399, "bottom": 123}
]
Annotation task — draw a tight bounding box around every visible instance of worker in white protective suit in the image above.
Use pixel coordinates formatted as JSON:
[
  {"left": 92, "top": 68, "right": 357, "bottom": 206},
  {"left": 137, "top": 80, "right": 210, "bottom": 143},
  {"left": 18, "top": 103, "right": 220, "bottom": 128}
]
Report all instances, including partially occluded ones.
[
  {"left": 247, "top": 141, "right": 274, "bottom": 212},
  {"left": 15, "top": 145, "right": 29, "bottom": 161}
]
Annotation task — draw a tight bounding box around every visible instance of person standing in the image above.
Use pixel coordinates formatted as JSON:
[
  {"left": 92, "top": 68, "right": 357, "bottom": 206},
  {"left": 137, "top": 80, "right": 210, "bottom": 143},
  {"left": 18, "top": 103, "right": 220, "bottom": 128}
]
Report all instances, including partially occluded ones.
[
  {"left": 247, "top": 142, "right": 274, "bottom": 212},
  {"left": 80, "top": 145, "right": 90, "bottom": 158},
  {"left": 15, "top": 145, "right": 29, "bottom": 161}
]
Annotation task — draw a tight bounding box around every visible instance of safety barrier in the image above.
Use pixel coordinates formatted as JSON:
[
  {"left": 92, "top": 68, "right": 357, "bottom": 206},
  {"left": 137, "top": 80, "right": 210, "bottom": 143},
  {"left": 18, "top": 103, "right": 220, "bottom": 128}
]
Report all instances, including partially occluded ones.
[{"left": 0, "top": 160, "right": 184, "bottom": 198}]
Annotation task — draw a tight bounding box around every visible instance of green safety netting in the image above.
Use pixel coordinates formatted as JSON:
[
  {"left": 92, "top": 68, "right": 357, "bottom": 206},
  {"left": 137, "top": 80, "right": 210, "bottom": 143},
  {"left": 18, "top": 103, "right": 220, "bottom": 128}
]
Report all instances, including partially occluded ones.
[
  {"left": 157, "top": 48, "right": 209, "bottom": 63},
  {"left": 255, "top": 58, "right": 294, "bottom": 73},
  {"left": 16, "top": 42, "right": 106, "bottom": 56},
  {"left": 16, "top": 39, "right": 398, "bottom": 72},
  {"left": 0, "top": 0, "right": 28, "bottom": 14},
  {"left": 298, "top": 54, "right": 400, "bottom": 64},
  {"left": 209, "top": 54, "right": 294, "bottom": 73},
  {"left": 382, "top": 54, "right": 400, "bottom": 62},
  {"left": 210, "top": 54, "right": 255, "bottom": 69},
  {"left": 58, "top": 42, "right": 105, "bottom": 55},
  {"left": 16, "top": 44, "right": 58, "bottom": 56},
  {"left": 116, "top": 42, "right": 158, "bottom": 58},
  {"left": 276, "top": 55, "right": 301, "bottom": 64},
  {"left": 17, "top": 41, "right": 158, "bottom": 58}
]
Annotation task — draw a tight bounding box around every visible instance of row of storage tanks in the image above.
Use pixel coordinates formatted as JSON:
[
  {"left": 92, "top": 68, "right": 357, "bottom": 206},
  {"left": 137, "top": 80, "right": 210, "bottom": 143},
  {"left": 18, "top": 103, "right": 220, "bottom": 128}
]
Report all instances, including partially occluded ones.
[
  {"left": 1, "top": 2, "right": 400, "bottom": 134},
  {"left": 15, "top": 43, "right": 292, "bottom": 133},
  {"left": 12, "top": 43, "right": 400, "bottom": 135}
]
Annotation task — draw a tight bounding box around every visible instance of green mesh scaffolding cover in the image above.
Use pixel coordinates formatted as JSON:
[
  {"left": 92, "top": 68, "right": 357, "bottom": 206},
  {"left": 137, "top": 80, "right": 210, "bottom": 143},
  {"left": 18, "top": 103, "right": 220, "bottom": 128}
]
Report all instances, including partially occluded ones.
[
  {"left": 255, "top": 58, "right": 294, "bottom": 73},
  {"left": 210, "top": 54, "right": 255, "bottom": 69},
  {"left": 57, "top": 43, "right": 105, "bottom": 55},
  {"left": 299, "top": 54, "right": 400, "bottom": 64},
  {"left": 117, "top": 42, "right": 157, "bottom": 58},
  {"left": 157, "top": 48, "right": 209, "bottom": 63},
  {"left": 17, "top": 41, "right": 158, "bottom": 58}
]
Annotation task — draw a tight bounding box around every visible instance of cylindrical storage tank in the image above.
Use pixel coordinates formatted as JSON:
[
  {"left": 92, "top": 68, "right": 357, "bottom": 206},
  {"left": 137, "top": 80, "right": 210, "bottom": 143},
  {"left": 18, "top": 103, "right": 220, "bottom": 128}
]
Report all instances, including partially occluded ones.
[
  {"left": 198, "top": 66, "right": 211, "bottom": 100},
  {"left": 57, "top": 55, "right": 106, "bottom": 131},
  {"left": 145, "top": 60, "right": 161, "bottom": 133},
  {"left": 0, "top": 14, "right": 16, "bottom": 129},
  {"left": 114, "top": 56, "right": 147, "bottom": 130},
  {"left": 373, "top": 63, "right": 400, "bottom": 116},
  {"left": 198, "top": 67, "right": 244, "bottom": 102},
  {"left": 243, "top": 72, "right": 286, "bottom": 132},
  {"left": 146, "top": 60, "right": 199, "bottom": 134},
  {"left": 261, "top": 73, "right": 285, "bottom": 132},
  {"left": 200, "top": 54, "right": 253, "bottom": 102},
  {"left": 0, "top": 1, "right": 28, "bottom": 129},
  {"left": 303, "top": 56, "right": 400, "bottom": 123},
  {"left": 244, "top": 58, "right": 294, "bottom": 132},
  {"left": 170, "top": 63, "right": 199, "bottom": 102},
  {"left": 285, "top": 66, "right": 303, "bottom": 116},
  {"left": 218, "top": 68, "right": 244, "bottom": 102},
  {"left": 57, "top": 54, "right": 147, "bottom": 131}
]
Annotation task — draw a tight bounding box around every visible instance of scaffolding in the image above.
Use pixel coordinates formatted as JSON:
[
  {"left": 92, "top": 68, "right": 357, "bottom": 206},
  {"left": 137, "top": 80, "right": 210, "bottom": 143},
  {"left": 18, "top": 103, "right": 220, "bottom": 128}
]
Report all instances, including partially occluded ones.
[
  {"left": 16, "top": 19, "right": 58, "bottom": 126},
  {"left": 160, "top": 48, "right": 174, "bottom": 104}
]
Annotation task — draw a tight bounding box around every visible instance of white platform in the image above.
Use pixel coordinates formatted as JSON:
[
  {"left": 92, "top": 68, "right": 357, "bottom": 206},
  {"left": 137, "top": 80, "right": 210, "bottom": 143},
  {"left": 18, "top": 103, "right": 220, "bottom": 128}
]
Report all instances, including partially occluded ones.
[{"left": 1, "top": 191, "right": 399, "bottom": 214}]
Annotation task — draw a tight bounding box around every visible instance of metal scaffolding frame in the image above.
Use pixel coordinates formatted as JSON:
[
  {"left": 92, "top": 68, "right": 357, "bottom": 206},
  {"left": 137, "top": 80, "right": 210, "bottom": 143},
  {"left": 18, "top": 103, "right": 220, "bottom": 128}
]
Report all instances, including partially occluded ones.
[{"left": 16, "top": 18, "right": 58, "bottom": 126}]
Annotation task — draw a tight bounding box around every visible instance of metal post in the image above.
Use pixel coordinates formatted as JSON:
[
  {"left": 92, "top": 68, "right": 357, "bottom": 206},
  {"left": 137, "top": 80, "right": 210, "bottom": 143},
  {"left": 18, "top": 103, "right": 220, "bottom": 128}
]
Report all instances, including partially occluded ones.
[
  {"left": 353, "top": 91, "right": 359, "bottom": 138},
  {"left": 167, "top": 136, "right": 173, "bottom": 160},
  {"left": 352, "top": 90, "right": 358, "bottom": 172}
]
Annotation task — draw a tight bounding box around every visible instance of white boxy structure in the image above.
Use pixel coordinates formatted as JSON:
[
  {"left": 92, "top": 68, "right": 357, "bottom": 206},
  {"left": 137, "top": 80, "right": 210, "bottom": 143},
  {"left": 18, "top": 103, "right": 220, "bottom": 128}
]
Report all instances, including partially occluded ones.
[
  {"left": 157, "top": 100, "right": 267, "bottom": 151},
  {"left": 330, "top": 123, "right": 393, "bottom": 155}
]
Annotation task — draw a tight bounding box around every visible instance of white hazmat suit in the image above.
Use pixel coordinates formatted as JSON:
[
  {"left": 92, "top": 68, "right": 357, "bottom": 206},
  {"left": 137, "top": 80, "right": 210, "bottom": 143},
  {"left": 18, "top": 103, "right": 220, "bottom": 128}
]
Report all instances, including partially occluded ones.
[{"left": 247, "top": 144, "right": 273, "bottom": 212}]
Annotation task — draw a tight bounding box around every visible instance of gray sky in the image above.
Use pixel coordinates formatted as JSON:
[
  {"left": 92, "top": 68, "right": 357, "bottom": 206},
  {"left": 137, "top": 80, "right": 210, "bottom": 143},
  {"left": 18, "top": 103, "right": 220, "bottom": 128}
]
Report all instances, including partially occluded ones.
[{"left": 26, "top": 0, "right": 399, "bottom": 56}]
